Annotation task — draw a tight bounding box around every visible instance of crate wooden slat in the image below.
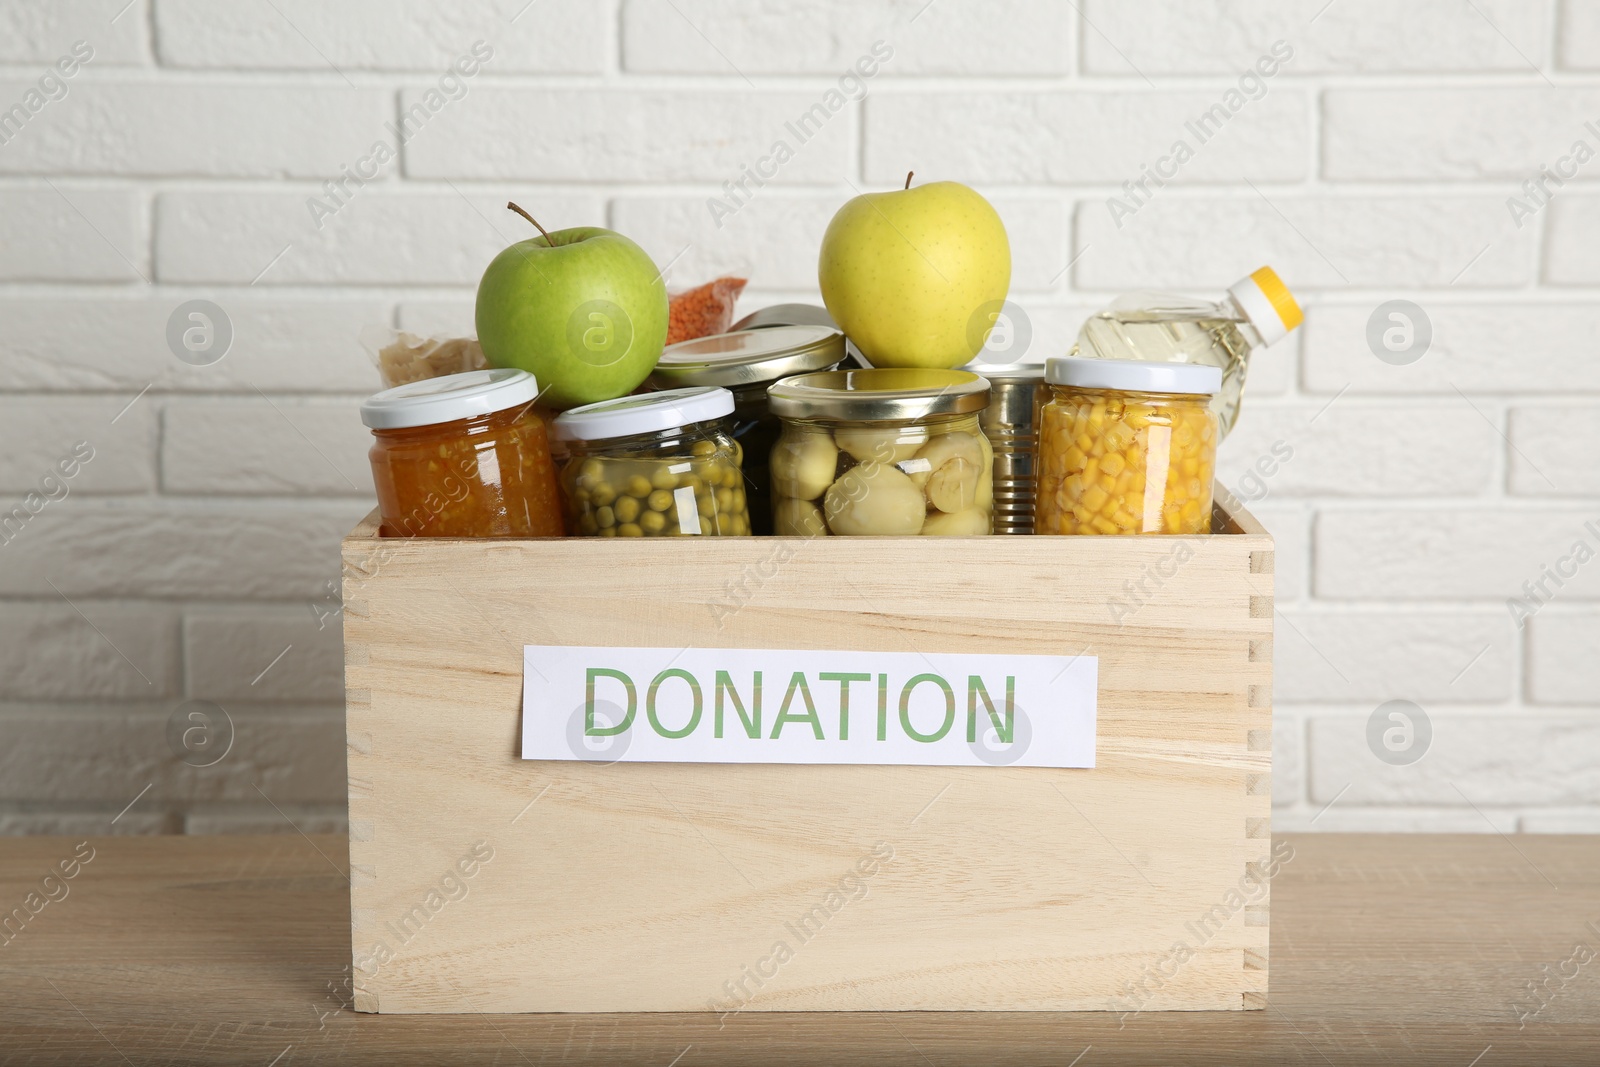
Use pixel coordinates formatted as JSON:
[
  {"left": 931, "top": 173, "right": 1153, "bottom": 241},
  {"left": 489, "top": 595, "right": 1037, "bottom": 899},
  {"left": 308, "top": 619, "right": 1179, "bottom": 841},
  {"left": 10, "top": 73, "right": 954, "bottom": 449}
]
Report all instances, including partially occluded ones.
[{"left": 342, "top": 495, "right": 1272, "bottom": 1014}]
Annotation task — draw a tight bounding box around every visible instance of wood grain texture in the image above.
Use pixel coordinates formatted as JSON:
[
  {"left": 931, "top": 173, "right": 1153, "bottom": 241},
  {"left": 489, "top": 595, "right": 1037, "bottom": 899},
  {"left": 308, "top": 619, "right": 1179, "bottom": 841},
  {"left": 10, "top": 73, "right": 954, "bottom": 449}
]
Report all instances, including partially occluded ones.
[
  {"left": 341, "top": 501, "right": 1273, "bottom": 1013},
  {"left": 4, "top": 833, "right": 1599, "bottom": 1065}
]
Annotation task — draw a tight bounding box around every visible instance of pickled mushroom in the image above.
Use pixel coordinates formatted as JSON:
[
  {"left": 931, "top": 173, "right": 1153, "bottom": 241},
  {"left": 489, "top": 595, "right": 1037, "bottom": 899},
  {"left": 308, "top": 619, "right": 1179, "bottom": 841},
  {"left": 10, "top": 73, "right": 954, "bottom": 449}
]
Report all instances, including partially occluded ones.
[
  {"left": 917, "top": 432, "right": 985, "bottom": 513},
  {"left": 834, "top": 425, "right": 927, "bottom": 464},
  {"left": 823, "top": 462, "right": 926, "bottom": 535},
  {"left": 771, "top": 434, "right": 838, "bottom": 501},
  {"left": 921, "top": 507, "right": 991, "bottom": 536},
  {"left": 774, "top": 497, "right": 828, "bottom": 536}
]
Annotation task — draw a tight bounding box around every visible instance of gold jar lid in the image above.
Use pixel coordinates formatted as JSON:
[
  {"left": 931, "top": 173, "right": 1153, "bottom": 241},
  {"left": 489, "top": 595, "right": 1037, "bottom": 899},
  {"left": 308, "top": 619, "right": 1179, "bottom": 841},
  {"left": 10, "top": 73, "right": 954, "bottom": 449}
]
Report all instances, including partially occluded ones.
[
  {"left": 767, "top": 367, "right": 990, "bottom": 421},
  {"left": 651, "top": 324, "right": 845, "bottom": 390}
]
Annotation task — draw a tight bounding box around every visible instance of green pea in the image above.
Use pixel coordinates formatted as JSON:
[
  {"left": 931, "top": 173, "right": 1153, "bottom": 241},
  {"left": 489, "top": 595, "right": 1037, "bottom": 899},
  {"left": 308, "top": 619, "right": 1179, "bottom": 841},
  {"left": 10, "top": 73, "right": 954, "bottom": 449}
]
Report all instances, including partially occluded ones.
[
  {"left": 647, "top": 489, "right": 674, "bottom": 512},
  {"left": 617, "top": 522, "right": 643, "bottom": 537},
  {"left": 591, "top": 482, "right": 617, "bottom": 507},
  {"left": 599, "top": 526, "right": 617, "bottom": 538},
  {"left": 640, "top": 510, "right": 666, "bottom": 534},
  {"left": 595, "top": 505, "right": 616, "bottom": 529},
  {"left": 626, "top": 475, "right": 652, "bottom": 498},
  {"left": 691, "top": 439, "right": 717, "bottom": 457},
  {"left": 578, "top": 458, "right": 605, "bottom": 486},
  {"left": 650, "top": 466, "right": 678, "bottom": 491},
  {"left": 579, "top": 512, "right": 598, "bottom": 535},
  {"left": 614, "top": 495, "right": 641, "bottom": 523}
]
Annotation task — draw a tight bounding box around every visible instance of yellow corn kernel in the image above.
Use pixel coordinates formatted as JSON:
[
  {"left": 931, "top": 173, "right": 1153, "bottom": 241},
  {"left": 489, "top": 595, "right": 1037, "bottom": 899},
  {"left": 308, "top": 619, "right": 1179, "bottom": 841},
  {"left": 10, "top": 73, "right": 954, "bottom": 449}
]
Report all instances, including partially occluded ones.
[
  {"left": 1091, "top": 515, "right": 1119, "bottom": 535},
  {"left": 1088, "top": 401, "right": 1107, "bottom": 432},
  {"left": 1100, "top": 452, "right": 1126, "bottom": 477},
  {"left": 1099, "top": 474, "right": 1117, "bottom": 495},
  {"left": 1082, "top": 484, "right": 1109, "bottom": 511},
  {"left": 1064, "top": 445, "right": 1088, "bottom": 471},
  {"left": 1072, "top": 504, "right": 1092, "bottom": 524},
  {"left": 1076, "top": 433, "right": 1094, "bottom": 454},
  {"left": 1082, "top": 456, "right": 1100, "bottom": 485},
  {"left": 1181, "top": 499, "right": 1201, "bottom": 524},
  {"left": 1181, "top": 456, "right": 1199, "bottom": 477},
  {"left": 1112, "top": 508, "right": 1137, "bottom": 528}
]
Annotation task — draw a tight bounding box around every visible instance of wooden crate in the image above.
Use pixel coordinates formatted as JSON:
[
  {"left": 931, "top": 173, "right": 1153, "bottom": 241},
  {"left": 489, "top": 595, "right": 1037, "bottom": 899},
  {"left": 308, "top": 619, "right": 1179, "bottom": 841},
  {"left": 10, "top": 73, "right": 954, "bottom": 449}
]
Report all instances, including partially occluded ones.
[{"left": 341, "top": 495, "right": 1274, "bottom": 1014}]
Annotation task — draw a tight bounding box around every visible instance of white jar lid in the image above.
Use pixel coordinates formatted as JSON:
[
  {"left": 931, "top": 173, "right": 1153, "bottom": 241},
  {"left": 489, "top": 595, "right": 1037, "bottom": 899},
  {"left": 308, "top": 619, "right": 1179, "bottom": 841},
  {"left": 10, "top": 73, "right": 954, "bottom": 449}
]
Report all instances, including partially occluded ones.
[
  {"left": 552, "top": 386, "right": 735, "bottom": 442},
  {"left": 1046, "top": 356, "right": 1222, "bottom": 396},
  {"left": 360, "top": 368, "right": 541, "bottom": 430}
]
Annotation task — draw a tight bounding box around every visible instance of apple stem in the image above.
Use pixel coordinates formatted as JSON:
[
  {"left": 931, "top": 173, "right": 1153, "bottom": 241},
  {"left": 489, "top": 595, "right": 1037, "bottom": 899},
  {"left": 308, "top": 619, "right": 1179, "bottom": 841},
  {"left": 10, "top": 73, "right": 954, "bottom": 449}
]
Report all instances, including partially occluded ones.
[
  {"left": 506, "top": 201, "right": 552, "bottom": 243},
  {"left": 905, "top": 171, "right": 914, "bottom": 190}
]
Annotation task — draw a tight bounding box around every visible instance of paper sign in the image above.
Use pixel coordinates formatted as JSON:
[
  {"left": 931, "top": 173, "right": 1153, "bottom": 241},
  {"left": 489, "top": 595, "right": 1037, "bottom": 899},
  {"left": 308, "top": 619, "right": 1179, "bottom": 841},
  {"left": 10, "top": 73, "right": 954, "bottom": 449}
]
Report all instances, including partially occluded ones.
[{"left": 521, "top": 645, "right": 1096, "bottom": 769}]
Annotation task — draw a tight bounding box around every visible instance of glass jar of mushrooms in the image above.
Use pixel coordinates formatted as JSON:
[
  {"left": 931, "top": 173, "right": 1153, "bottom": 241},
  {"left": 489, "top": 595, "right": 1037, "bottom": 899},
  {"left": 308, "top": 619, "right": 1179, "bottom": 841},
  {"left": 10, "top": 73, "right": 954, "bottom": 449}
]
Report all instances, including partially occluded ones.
[{"left": 765, "top": 368, "right": 993, "bottom": 536}]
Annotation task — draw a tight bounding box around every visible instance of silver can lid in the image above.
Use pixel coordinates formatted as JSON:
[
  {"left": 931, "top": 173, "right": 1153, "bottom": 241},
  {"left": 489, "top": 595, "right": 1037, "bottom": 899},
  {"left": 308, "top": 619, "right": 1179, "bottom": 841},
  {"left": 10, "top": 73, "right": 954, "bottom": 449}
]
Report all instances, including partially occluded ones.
[
  {"left": 767, "top": 368, "right": 990, "bottom": 422},
  {"left": 962, "top": 355, "right": 1045, "bottom": 380},
  {"left": 730, "top": 303, "right": 838, "bottom": 332}
]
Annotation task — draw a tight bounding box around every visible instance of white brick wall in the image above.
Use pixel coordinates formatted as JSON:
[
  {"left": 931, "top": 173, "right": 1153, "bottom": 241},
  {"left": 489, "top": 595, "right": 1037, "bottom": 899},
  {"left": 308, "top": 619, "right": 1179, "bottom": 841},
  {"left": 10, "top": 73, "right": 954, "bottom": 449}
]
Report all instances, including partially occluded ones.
[{"left": 0, "top": 0, "right": 1594, "bottom": 836}]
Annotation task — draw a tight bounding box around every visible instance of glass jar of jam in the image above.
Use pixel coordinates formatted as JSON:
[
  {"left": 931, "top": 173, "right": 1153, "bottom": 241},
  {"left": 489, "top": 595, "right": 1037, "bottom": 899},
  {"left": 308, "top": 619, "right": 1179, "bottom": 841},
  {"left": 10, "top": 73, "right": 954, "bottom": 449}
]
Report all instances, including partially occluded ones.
[
  {"left": 361, "top": 368, "right": 563, "bottom": 538},
  {"left": 649, "top": 324, "right": 846, "bottom": 535},
  {"left": 766, "top": 368, "right": 994, "bottom": 537},
  {"left": 1034, "top": 357, "right": 1220, "bottom": 536},
  {"left": 553, "top": 386, "right": 750, "bottom": 537}
]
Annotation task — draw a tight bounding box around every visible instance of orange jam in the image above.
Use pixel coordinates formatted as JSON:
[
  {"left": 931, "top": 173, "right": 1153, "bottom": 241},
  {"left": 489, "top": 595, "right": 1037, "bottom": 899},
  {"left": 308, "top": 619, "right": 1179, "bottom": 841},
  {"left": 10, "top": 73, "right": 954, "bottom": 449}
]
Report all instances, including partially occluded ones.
[{"left": 362, "top": 369, "right": 563, "bottom": 538}]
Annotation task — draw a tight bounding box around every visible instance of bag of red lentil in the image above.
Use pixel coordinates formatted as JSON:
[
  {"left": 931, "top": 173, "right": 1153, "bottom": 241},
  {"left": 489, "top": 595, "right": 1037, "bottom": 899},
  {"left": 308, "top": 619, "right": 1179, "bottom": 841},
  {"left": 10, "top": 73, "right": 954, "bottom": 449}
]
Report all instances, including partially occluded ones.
[{"left": 666, "top": 276, "right": 747, "bottom": 345}]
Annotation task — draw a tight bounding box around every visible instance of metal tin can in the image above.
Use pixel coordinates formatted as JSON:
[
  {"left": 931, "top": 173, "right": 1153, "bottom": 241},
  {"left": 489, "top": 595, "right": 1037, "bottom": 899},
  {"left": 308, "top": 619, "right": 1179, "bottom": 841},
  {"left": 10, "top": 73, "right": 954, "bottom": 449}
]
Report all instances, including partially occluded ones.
[{"left": 963, "top": 358, "right": 1044, "bottom": 534}]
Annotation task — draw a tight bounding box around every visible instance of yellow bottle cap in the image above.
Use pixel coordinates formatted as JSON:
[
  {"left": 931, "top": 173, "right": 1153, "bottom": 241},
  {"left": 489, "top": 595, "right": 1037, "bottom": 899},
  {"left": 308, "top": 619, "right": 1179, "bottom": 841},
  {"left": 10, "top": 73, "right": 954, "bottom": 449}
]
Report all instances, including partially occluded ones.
[{"left": 1228, "top": 266, "right": 1303, "bottom": 343}]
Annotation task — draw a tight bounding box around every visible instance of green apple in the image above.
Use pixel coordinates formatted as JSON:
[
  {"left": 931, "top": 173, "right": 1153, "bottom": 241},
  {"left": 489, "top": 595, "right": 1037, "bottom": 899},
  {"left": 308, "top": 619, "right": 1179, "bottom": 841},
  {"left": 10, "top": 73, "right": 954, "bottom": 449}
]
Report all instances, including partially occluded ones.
[
  {"left": 476, "top": 205, "right": 669, "bottom": 410},
  {"left": 818, "top": 178, "right": 1010, "bottom": 370}
]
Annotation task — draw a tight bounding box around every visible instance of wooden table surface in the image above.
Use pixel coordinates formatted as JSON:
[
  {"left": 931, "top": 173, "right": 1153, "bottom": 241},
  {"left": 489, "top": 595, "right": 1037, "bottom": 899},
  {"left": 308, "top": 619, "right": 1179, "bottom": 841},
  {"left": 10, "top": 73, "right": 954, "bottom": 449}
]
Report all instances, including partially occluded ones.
[{"left": 2, "top": 833, "right": 1597, "bottom": 1066}]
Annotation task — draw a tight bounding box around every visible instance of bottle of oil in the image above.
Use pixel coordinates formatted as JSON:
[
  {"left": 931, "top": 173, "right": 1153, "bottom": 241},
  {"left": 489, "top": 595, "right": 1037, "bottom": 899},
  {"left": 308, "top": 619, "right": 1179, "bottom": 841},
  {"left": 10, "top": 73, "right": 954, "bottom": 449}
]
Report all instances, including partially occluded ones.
[{"left": 1069, "top": 266, "right": 1301, "bottom": 438}]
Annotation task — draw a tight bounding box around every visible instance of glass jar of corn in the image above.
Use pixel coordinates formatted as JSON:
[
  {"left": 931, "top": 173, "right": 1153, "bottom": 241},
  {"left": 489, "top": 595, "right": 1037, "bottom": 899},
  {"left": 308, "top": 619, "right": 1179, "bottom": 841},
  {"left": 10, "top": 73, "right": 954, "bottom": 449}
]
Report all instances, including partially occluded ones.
[{"left": 1034, "top": 357, "right": 1221, "bottom": 536}]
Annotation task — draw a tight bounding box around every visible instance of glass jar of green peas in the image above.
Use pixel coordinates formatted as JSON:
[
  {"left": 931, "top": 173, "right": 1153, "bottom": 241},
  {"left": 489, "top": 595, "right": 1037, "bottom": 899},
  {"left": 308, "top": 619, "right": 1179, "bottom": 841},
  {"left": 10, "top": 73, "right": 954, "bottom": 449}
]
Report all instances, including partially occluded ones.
[{"left": 551, "top": 386, "right": 751, "bottom": 537}]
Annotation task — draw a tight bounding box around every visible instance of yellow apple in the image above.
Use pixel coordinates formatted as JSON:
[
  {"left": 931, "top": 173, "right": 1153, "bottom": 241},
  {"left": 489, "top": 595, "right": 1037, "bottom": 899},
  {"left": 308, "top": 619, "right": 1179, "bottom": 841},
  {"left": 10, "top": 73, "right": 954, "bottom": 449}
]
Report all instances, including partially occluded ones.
[{"left": 817, "top": 179, "right": 1010, "bottom": 369}]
